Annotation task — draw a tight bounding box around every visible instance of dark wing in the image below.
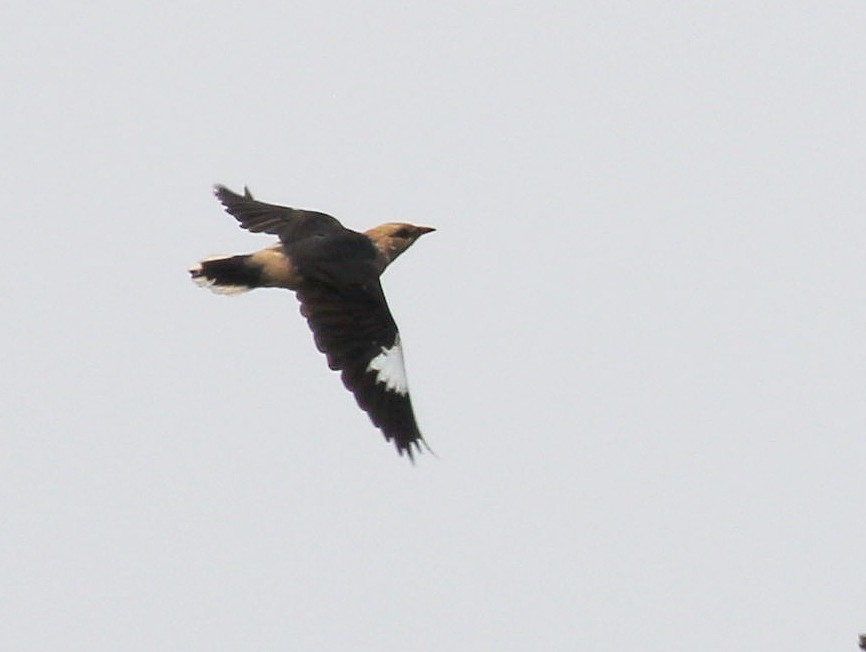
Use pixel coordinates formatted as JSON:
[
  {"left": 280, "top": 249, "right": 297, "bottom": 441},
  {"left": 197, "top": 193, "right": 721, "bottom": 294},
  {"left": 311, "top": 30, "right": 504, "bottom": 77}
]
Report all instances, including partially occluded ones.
[
  {"left": 287, "top": 229, "right": 380, "bottom": 288},
  {"left": 214, "top": 185, "right": 344, "bottom": 244},
  {"left": 296, "top": 280, "right": 424, "bottom": 459}
]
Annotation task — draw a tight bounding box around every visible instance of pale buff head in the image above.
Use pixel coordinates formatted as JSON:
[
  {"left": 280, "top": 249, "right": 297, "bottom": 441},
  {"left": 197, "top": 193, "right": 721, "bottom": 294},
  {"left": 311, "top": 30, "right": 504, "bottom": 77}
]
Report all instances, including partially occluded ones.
[{"left": 364, "top": 223, "right": 436, "bottom": 267}]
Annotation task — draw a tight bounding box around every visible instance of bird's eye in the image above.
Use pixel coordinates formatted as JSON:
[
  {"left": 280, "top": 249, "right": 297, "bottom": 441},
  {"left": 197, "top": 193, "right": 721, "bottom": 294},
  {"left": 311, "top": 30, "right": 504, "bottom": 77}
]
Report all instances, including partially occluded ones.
[{"left": 393, "top": 227, "right": 411, "bottom": 239}]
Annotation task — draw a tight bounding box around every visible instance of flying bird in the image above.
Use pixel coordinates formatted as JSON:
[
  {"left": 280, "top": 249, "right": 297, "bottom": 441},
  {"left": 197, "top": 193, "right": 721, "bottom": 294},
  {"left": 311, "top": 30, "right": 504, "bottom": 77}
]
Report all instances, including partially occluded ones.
[{"left": 190, "top": 185, "right": 435, "bottom": 459}]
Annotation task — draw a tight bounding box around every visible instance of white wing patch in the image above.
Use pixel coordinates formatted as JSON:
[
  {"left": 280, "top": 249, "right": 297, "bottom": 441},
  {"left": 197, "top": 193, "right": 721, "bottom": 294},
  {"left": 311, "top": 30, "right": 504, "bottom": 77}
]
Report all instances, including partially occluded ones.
[{"left": 366, "top": 334, "right": 409, "bottom": 395}]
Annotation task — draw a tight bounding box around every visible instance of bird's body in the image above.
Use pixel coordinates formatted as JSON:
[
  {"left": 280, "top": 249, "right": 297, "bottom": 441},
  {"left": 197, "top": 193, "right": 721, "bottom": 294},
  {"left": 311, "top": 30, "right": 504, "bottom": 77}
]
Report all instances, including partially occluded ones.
[{"left": 190, "top": 185, "right": 434, "bottom": 459}]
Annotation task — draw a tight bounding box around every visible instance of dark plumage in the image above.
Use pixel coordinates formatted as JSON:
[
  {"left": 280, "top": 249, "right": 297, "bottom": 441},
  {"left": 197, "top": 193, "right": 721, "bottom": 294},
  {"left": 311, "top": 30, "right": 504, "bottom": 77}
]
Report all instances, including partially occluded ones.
[{"left": 190, "top": 185, "right": 435, "bottom": 459}]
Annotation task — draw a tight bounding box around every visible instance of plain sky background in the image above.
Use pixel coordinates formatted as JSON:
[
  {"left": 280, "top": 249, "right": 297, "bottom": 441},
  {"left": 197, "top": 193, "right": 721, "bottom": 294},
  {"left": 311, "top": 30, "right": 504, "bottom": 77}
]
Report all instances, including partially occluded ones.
[{"left": 3, "top": 1, "right": 865, "bottom": 650}]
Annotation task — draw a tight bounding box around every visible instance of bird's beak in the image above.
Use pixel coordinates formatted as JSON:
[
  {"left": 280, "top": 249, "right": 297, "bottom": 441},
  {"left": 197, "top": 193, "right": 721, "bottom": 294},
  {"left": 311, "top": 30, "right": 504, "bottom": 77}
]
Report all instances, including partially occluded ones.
[{"left": 416, "top": 226, "right": 436, "bottom": 235}]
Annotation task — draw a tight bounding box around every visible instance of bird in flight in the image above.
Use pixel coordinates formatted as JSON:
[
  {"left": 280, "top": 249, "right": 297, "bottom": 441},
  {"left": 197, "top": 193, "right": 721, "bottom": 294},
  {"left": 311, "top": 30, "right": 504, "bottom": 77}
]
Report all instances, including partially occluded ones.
[{"left": 190, "top": 185, "right": 435, "bottom": 460}]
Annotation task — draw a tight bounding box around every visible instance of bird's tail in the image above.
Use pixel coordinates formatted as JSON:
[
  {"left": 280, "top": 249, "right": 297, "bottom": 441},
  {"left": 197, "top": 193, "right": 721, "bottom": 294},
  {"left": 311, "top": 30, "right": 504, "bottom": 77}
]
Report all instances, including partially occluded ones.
[{"left": 189, "top": 254, "right": 261, "bottom": 295}]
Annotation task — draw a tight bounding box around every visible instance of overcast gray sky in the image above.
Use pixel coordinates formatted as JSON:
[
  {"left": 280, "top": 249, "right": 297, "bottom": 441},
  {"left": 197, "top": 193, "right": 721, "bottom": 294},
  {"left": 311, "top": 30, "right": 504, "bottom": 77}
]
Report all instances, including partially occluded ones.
[{"left": 3, "top": 1, "right": 865, "bottom": 650}]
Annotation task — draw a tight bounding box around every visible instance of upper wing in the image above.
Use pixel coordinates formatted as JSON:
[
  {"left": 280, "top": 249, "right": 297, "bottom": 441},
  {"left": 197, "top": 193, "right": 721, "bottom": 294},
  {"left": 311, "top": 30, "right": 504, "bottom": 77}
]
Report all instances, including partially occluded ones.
[
  {"left": 296, "top": 280, "right": 425, "bottom": 459},
  {"left": 214, "top": 185, "right": 344, "bottom": 244}
]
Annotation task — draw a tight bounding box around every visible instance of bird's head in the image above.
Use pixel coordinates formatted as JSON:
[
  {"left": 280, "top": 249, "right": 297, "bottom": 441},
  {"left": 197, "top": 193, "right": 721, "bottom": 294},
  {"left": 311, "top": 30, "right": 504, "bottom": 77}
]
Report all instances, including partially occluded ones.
[{"left": 365, "top": 223, "right": 436, "bottom": 267}]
